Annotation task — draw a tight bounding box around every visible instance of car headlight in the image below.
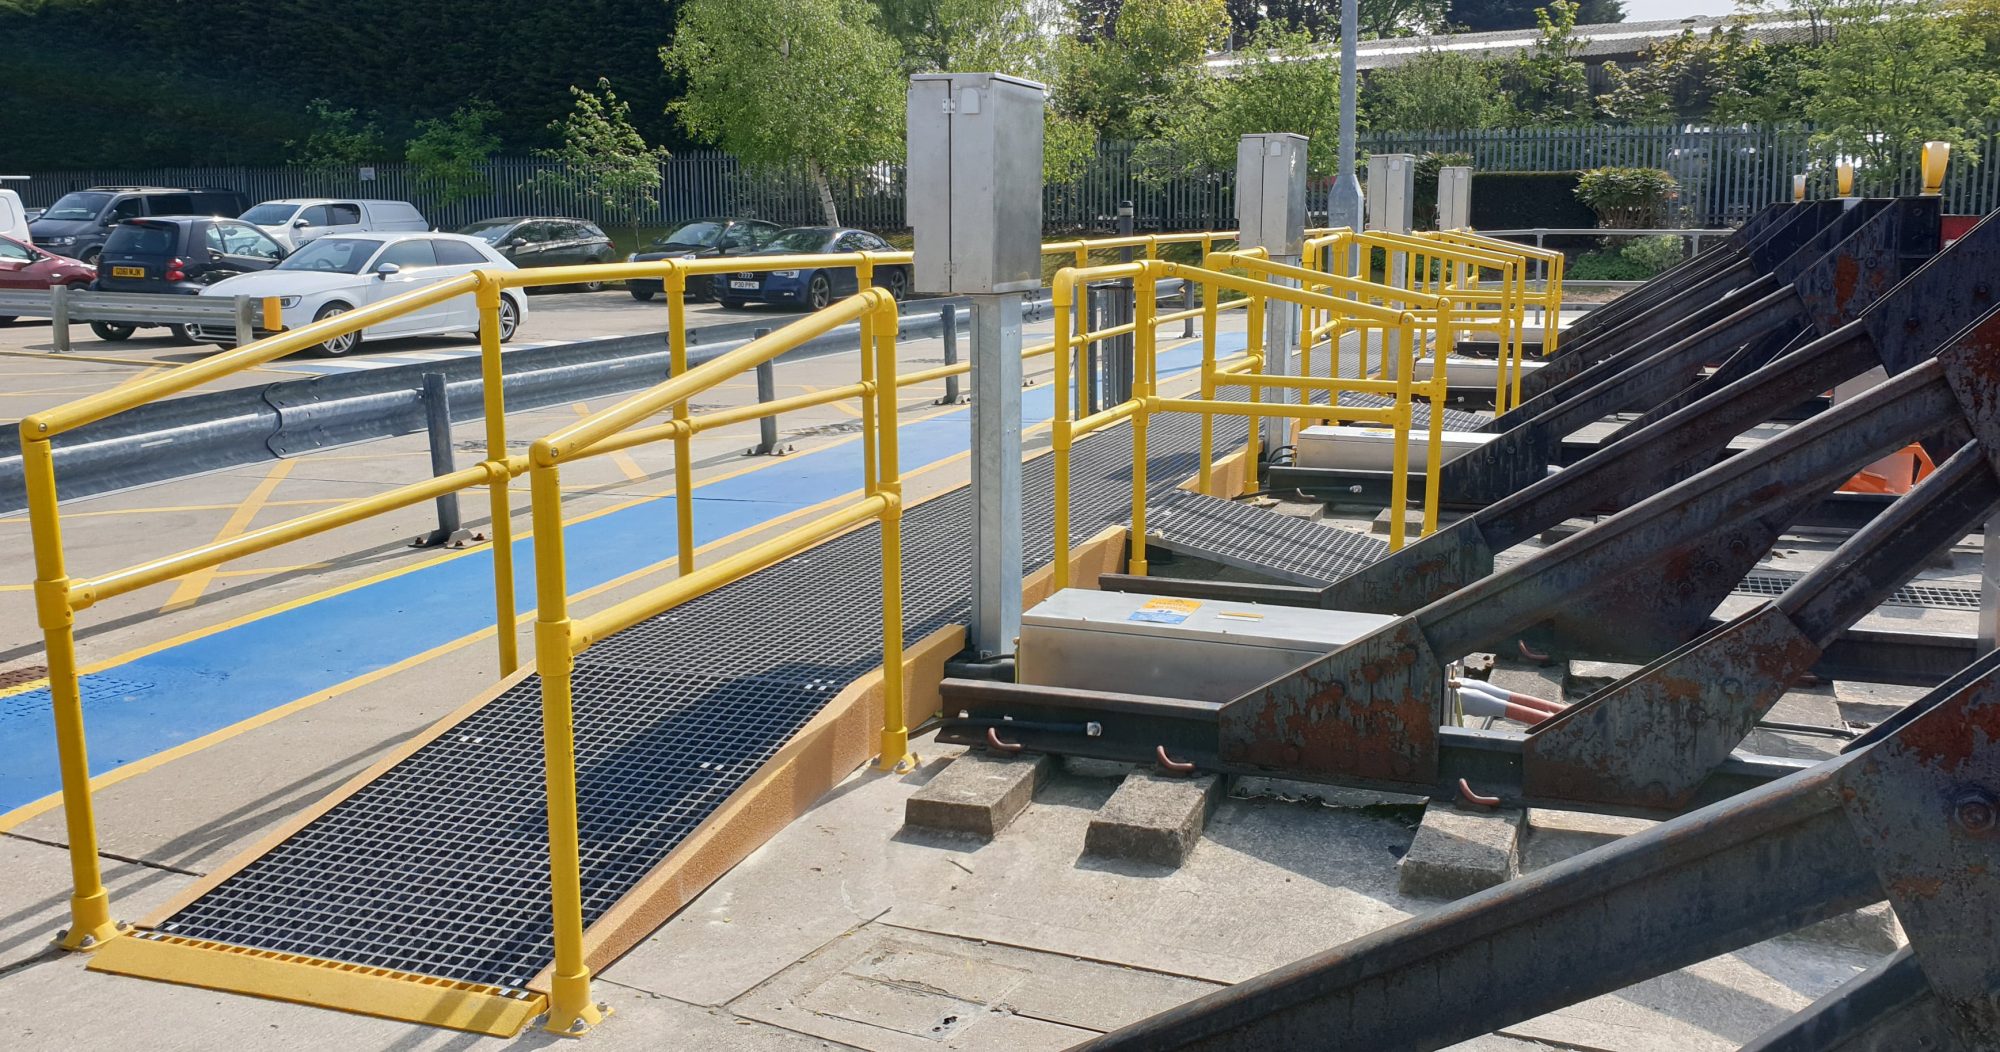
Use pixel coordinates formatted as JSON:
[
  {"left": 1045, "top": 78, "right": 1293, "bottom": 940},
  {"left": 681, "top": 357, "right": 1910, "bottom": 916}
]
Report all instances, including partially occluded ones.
[
  {"left": 625, "top": 252, "right": 638, "bottom": 262},
  {"left": 52, "top": 236, "right": 74, "bottom": 245},
  {"left": 679, "top": 253, "right": 698, "bottom": 261},
  {"left": 278, "top": 296, "right": 300, "bottom": 308},
  {"left": 770, "top": 270, "right": 798, "bottom": 278}
]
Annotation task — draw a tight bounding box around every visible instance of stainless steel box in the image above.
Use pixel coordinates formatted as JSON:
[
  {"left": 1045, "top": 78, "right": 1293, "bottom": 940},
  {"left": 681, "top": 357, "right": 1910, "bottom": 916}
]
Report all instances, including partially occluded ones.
[
  {"left": 1436, "top": 166, "right": 1472, "bottom": 230},
  {"left": 907, "top": 73, "right": 1046, "bottom": 296},
  {"left": 1367, "top": 152, "right": 1415, "bottom": 234},
  {"left": 1235, "top": 133, "right": 1309, "bottom": 255},
  {"left": 1017, "top": 588, "right": 1394, "bottom": 702},
  {"left": 1294, "top": 423, "right": 1497, "bottom": 471}
]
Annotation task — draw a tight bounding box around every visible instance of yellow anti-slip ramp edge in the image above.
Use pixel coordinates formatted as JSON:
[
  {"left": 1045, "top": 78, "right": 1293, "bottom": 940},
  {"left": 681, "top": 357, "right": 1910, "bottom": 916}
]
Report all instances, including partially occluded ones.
[{"left": 81, "top": 445, "right": 1256, "bottom": 1036}]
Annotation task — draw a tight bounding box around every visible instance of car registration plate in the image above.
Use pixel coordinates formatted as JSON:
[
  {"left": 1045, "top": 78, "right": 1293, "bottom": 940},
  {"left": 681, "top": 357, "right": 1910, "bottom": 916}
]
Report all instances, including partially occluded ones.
[
  {"left": 729, "top": 280, "right": 759, "bottom": 290},
  {"left": 112, "top": 266, "right": 145, "bottom": 278}
]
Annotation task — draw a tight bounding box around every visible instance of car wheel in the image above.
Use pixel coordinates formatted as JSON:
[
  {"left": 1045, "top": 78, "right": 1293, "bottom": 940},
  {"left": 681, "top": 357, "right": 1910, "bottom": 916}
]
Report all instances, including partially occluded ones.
[
  {"left": 718, "top": 297, "right": 748, "bottom": 310},
  {"left": 882, "top": 268, "right": 907, "bottom": 302},
  {"left": 89, "top": 321, "right": 135, "bottom": 341},
  {"left": 495, "top": 295, "right": 521, "bottom": 343},
  {"left": 79, "top": 248, "right": 101, "bottom": 265},
  {"left": 579, "top": 280, "right": 605, "bottom": 293},
  {"left": 805, "top": 272, "right": 833, "bottom": 311},
  {"left": 630, "top": 287, "right": 656, "bottom": 303},
  {"left": 167, "top": 324, "right": 197, "bottom": 345},
  {"left": 311, "top": 303, "right": 362, "bottom": 357},
  {"left": 688, "top": 276, "right": 717, "bottom": 303}
]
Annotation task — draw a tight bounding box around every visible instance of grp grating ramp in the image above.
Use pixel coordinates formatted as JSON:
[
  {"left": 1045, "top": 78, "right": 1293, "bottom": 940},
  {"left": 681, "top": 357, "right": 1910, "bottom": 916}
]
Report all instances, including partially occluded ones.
[
  {"left": 147, "top": 414, "right": 1242, "bottom": 993},
  {"left": 1145, "top": 489, "right": 1388, "bottom": 587},
  {"left": 1331, "top": 391, "right": 1492, "bottom": 433},
  {"left": 1733, "top": 570, "right": 1980, "bottom": 611}
]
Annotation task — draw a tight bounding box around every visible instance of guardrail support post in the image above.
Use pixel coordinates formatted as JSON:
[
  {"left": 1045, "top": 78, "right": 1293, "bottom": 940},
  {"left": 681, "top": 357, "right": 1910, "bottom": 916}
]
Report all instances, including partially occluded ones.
[
  {"left": 935, "top": 304, "right": 965, "bottom": 405},
  {"left": 746, "top": 329, "right": 792, "bottom": 456},
  {"left": 1182, "top": 279, "right": 1198, "bottom": 339},
  {"left": 232, "top": 296, "right": 255, "bottom": 349},
  {"left": 411, "top": 372, "right": 472, "bottom": 548},
  {"left": 968, "top": 293, "right": 1023, "bottom": 660},
  {"left": 50, "top": 282, "right": 70, "bottom": 355}
]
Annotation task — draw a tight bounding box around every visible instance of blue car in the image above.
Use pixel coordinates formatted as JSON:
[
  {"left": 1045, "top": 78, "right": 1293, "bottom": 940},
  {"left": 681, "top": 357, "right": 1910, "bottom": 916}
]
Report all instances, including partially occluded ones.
[{"left": 716, "top": 226, "right": 909, "bottom": 310}]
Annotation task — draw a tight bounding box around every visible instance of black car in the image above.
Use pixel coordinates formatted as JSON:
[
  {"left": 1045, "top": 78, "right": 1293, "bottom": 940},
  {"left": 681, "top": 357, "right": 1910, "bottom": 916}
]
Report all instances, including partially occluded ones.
[
  {"left": 718, "top": 227, "right": 908, "bottom": 311},
  {"left": 90, "top": 217, "right": 287, "bottom": 342},
  {"left": 627, "top": 217, "right": 783, "bottom": 302},
  {"left": 29, "top": 185, "right": 249, "bottom": 263},
  {"left": 458, "top": 217, "right": 615, "bottom": 290}
]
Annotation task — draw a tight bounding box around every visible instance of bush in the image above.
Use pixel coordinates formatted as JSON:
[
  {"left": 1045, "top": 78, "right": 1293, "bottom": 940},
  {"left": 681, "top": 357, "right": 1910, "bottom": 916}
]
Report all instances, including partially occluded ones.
[
  {"left": 1568, "top": 234, "right": 1687, "bottom": 280},
  {"left": 1574, "top": 167, "right": 1678, "bottom": 228}
]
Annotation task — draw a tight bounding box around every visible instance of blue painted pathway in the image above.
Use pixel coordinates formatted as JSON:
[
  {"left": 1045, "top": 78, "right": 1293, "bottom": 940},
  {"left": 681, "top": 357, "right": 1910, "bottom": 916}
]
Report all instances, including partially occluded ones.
[{"left": 0, "top": 335, "right": 1241, "bottom": 809}]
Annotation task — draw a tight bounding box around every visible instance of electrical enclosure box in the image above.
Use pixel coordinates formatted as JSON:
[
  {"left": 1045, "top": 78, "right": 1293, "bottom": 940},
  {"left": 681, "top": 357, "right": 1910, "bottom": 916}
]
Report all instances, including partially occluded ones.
[
  {"left": 907, "top": 73, "right": 1046, "bottom": 296},
  {"left": 1294, "top": 424, "right": 1498, "bottom": 472},
  {"left": 1235, "top": 133, "right": 1309, "bottom": 255},
  {"left": 1436, "top": 166, "right": 1473, "bottom": 230},
  {"left": 1018, "top": 588, "right": 1394, "bottom": 702},
  {"left": 1367, "top": 152, "right": 1416, "bottom": 234}
]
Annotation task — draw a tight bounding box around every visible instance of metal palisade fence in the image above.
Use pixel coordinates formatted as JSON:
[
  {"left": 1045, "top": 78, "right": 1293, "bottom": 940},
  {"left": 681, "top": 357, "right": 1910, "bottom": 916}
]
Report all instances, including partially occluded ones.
[{"left": 16, "top": 123, "right": 2000, "bottom": 234}]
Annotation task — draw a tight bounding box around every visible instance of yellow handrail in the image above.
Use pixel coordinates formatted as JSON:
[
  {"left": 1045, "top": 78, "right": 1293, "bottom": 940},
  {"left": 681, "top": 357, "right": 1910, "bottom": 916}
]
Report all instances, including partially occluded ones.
[{"left": 15, "top": 225, "right": 1247, "bottom": 973}]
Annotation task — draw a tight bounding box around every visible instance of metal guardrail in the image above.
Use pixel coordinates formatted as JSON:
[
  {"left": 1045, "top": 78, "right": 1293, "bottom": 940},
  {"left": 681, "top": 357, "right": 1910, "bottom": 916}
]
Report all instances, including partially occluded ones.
[{"left": 0, "top": 286, "right": 281, "bottom": 354}]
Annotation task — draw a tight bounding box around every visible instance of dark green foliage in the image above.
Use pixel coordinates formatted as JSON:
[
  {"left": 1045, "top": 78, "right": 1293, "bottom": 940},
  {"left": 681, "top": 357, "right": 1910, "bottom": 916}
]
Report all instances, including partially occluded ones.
[
  {"left": 0, "top": 0, "right": 685, "bottom": 168},
  {"left": 1468, "top": 171, "right": 1594, "bottom": 229},
  {"left": 1447, "top": 0, "right": 1623, "bottom": 32},
  {"left": 1569, "top": 234, "right": 1685, "bottom": 279}
]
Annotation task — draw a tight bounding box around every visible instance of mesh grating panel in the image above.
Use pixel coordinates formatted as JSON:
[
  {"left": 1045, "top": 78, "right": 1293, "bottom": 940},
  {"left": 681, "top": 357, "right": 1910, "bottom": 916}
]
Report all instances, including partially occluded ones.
[
  {"left": 159, "top": 413, "right": 1245, "bottom": 992},
  {"left": 1146, "top": 489, "right": 1388, "bottom": 586},
  {"left": 1331, "top": 391, "right": 1492, "bottom": 433},
  {"left": 1734, "top": 570, "right": 1980, "bottom": 611}
]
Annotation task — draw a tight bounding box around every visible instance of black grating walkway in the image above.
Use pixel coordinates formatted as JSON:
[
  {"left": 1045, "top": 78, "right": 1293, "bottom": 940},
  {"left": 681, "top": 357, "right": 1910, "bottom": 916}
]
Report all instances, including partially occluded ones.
[
  {"left": 1733, "top": 570, "right": 1980, "bottom": 611},
  {"left": 1145, "top": 489, "right": 1388, "bottom": 586},
  {"left": 150, "top": 415, "right": 1242, "bottom": 992}
]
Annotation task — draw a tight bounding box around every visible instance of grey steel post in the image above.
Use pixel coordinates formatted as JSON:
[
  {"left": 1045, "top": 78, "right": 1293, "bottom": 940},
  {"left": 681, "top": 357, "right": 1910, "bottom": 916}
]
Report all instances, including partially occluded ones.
[
  {"left": 1238, "top": 133, "right": 1309, "bottom": 438},
  {"left": 1113, "top": 201, "right": 1137, "bottom": 405},
  {"left": 49, "top": 282, "right": 69, "bottom": 354},
  {"left": 1084, "top": 283, "right": 1103, "bottom": 414},
  {"left": 969, "top": 293, "right": 1023, "bottom": 659},
  {"left": 411, "top": 371, "right": 471, "bottom": 548},
  {"left": 1983, "top": 517, "right": 2000, "bottom": 652},
  {"left": 1325, "top": 0, "right": 1364, "bottom": 252},
  {"left": 936, "top": 304, "right": 965, "bottom": 404},
  {"left": 1182, "top": 279, "right": 1197, "bottom": 338},
  {"left": 232, "top": 295, "right": 256, "bottom": 348},
  {"left": 747, "top": 327, "right": 789, "bottom": 455}
]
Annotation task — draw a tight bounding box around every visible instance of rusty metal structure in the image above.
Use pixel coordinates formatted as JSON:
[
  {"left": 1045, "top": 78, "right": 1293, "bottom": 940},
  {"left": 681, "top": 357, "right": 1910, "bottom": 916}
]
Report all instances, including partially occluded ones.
[{"left": 936, "top": 200, "right": 2000, "bottom": 1050}]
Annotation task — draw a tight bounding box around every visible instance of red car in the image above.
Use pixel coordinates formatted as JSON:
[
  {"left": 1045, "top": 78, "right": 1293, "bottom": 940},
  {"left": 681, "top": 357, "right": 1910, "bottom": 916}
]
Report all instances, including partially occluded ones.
[{"left": 0, "top": 233, "right": 95, "bottom": 324}]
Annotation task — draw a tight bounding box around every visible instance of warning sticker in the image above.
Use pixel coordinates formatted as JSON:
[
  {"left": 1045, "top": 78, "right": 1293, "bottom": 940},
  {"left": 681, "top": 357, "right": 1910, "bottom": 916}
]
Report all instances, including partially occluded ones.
[
  {"left": 1215, "top": 610, "right": 1265, "bottom": 622},
  {"left": 1128, "top": 597, "right": 1201, "bottom": 624}
]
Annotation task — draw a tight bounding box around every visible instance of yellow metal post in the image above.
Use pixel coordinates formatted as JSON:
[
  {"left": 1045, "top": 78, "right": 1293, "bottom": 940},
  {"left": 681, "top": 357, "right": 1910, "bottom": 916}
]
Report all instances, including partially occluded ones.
[
  {"left": 1197, "top": 271, "right": 1219, "bottom": 495},
  {"left": 21, "top": 436, "right": 122, "bottom": 951},
  {"left": 667, "top": 269, "right": 695, "bottom": 576},
  {"left": 1245, "top": 293, "right": 1265, "bottom": 494},
  {"left": 1052, "top": 272, "right": 1075, "bottom": 591},
  {"left": 475, "top": 279, "right": 519, "bottom": 674},
  {"left": 855, "top": 255, "right": 880, "bottom": 499},
  {"left": 527, "top": 461, "right": 604, "bottom": 1036},
  {"left": 1386, "top": 319, "right": 1413, "bottom": 551},
  {"left": 1128, "top": 411, "right": 1149, "bottom": 577},
  {"left": 870, "top": 297, "right": 915, "bottom": 773}
]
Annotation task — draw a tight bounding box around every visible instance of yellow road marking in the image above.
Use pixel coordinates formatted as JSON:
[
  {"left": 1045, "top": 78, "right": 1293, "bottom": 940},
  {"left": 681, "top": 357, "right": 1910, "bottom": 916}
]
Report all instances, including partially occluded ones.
[
  {"left": 796, "top": 384, "right": 864, "bottom": 418},
  {"left": 160, "top": 460, "right": 297, "bottom": 612},
  {"left": 572, "top": 402, "right": 648, "bottom": 481}
]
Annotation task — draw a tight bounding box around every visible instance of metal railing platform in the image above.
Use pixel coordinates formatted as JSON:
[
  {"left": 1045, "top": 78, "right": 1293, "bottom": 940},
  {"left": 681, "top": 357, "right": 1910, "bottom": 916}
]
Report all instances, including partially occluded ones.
[{"left": 93, "top": 407, "right": 1238, "bottom": 1007}]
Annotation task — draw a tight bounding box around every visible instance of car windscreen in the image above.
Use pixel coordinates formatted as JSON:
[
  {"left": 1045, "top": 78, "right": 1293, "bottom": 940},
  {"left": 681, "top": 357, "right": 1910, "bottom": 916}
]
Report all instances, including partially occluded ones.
[
  {"left": 458, "top": 220, "right": 516, "bottom": 243},
  {"left": 654, "top": 221, "right": 724, "bottom": 247},
  {"left": 41, "top": 192, "right": 111, "bottom": 221},
  {"left": 762, "top": 229, "right": 834, "bottom": 252},
  {"left": 276, "top": 237, "right": 378, "bottom": 274},
  {"left": 241, "top": 203, "right": 298, "bottom": 225},
  {"left": 103, "top": 224, "right": 179, "bottom": 256}
]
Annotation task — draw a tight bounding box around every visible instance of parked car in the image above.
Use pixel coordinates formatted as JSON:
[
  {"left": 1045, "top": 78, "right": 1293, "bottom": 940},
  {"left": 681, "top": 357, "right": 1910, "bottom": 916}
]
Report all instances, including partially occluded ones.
[
  {"left": 88, "top": 217, "right": 289, "bottom": 342},
  {"left": 0, "top": 188, "right": 29, "bottom": 242},
  {"left": 240, "top": 198, "right": 429, "bottom": 251},
  {"left": 717, "top": 227, "right": 907, "bottom": 310},
  {"left": 457, "top": 217, "right": 616, "bottom": 290},
  {"left": 29, "top": 186, "right": 248, "bottom": 263},
  {"left": 0, "top": 234, "right": 95, "bottom": 325},
  {"left": 625, "top": 217, "right": 783, "bottom": 302},
  {"left": 195, "top": 232, "right": 525, "bottom": 356}
]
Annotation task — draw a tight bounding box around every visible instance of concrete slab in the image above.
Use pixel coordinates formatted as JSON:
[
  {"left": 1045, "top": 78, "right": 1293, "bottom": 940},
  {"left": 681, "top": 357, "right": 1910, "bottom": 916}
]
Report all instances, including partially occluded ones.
[
  {"left": 903, "top": 752, "right": 1051, "bottom": 840},
  {"left": 1269, "top": 499, "right": 1324, "bottom": 521},
  {"left": 1084, "top": 772, "right": 1221, "bottom": 868},
  {"left": 1743, "top": 688, "right": 1847, "bottom": 762},
  {"left": 0, "top": 833, "right": 195, "bottom": 973},
  {"left": 1781, "top": 902, "right": 1907, "bottom": 955},
  {"left": 1521, "top": 808, "right": 1656, "bottom": 872},
  {"left": 1397, "top": 802, "right": 1525, "bottom": 900}
]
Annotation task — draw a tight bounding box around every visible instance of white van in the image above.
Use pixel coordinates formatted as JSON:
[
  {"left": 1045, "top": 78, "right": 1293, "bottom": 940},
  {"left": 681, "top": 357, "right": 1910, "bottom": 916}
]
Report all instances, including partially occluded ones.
[
  {"left": 239, "top": 198, "right": 428, "bottom": 250},
  {"left": 0, "top": 188, "right": 27, "bottom": 243}
]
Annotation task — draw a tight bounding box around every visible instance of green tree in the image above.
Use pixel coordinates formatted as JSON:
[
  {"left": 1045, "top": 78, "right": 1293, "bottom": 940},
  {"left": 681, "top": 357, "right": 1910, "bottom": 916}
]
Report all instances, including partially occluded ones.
[
  {"left": 1059, "top": 0, "right": 1229, "bottom": 139},
  {"left": 1220, "top": 0, "right": 1449, "bottom": 40},
  {"left": 405, "top": 101, "right": 500, "bottom": 209},
  {"left": 1796, "top": 1, "right": 1998, "bottom": 182},
  {"left": 1499, "top": 0, "right": 1591, "bottom": 126},
  {"left": 666, "top": 0, "right": 904, "bottom": 225},
  {"left": 527, "top": 79, "right": 670, "bottom": 244},
  {"left": 1364, "top": 49, "right": 1513, "bottom": 131},
  {"left": 1136, "top": 23, "right": 1343, "bottom": 177},
  {"left": 1447, "top": 0, "right": 1622, "bottom": 31},
  {"left": 1596, "top": 23, "right": 1775, "bottom": 125},
  {"left": 286, "top": 98, "right": 385, "bottom": 167}
]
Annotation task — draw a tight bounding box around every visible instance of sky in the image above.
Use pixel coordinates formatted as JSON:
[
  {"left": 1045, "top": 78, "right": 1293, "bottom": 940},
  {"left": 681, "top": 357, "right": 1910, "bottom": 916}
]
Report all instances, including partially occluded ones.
[{"left": 1618, "top": 0, "right": 1745, "bottom": 18}]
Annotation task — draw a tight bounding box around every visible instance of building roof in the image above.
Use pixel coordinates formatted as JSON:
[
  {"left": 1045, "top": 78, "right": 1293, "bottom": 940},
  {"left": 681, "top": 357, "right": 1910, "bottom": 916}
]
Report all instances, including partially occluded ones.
[{"left": 1205, "top": 14, "right": 1821, "bottom": 73}]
